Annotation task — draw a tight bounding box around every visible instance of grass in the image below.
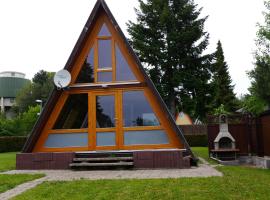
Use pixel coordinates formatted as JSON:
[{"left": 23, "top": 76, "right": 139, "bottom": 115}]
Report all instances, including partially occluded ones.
[
  {"left": 11, "top": 166, "right": 270, "bottom": 200},
  {"left": 0, "top": 174, "right": 44, "bottom": 194},
  {"left": 0, "top": 152, "right": 44, "bottom": 194},
  {"left": 0, "top": 152, "right": 17, "bottom": 172},
  {"left": 0, "top": 148, "right": 269, "bottom": 199},
  {"left": 192, "top": 147, "right": 218, "bottom": 164}
]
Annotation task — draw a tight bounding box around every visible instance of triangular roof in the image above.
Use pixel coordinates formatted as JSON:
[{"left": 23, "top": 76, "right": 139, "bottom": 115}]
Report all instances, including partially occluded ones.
[
  {"left": 22, "top": 0, "right": 194, "bottom": 159},
  {"left": 176, "top": 112, "right": 193, "bottom": 125}
]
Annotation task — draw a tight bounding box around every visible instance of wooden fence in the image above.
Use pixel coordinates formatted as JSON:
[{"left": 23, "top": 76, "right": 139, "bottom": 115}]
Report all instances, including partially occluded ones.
[
  {"left": 178, "top": 125, "right": 207, "bottom": 135},
  {"left": 207, "top": 112, "right": 270, "bottom": 157}
]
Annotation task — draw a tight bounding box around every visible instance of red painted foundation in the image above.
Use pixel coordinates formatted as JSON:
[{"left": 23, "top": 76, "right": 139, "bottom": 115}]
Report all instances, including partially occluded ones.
[
  {"left": 16, "top": 150, "right": 190, "bottom": 170},
  {"left": 133, "top": 150, "right": 190, "bottom": 169},
  {"left": 16, "top": 152, "right": 75, "bottom": 170}
]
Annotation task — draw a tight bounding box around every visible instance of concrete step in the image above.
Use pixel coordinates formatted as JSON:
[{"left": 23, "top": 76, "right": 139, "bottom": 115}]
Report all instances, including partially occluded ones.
[
  {"left": 73, "top": 157, "right": 133, "bottom": 162},
  {"left": 75, "top": 152, "right": 133, "bottom": 158},
  {"left": 70, "top": 161, "right": 134, "bottom": 167}
]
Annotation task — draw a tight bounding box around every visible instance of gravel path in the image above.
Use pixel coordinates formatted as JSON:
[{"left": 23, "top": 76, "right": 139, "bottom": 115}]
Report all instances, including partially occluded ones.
[
  {"left": 0, "top": 177, "right": 47, "bottom": 200},
  {"left": 3, "top": 164, "right": 222, "bottom": 181},
  {"left": 0, "top": 162, "right": 222, "bottom": 199}
]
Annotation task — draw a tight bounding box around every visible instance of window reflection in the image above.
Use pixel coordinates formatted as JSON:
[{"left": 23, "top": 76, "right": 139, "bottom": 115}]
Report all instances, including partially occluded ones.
[
  {"left": 96, "top": 95, "right": 115, "bottom": 128},
  {"left": 53, "top": 94, "right": 88, "bottom": 129},
  {"left": 116, "top": 44, "right": 136, "bottom": 81},
  {"left": 98, "top": 40, "right": 112, "bottom": 69},
  {"left": 123, "top": 91, "right": 160, "bottom": 127},
  {"left": 97, "top": 71, "right": 112, "bottom": 82},
  {"left": 76, "top": 48, "right": 94, "bottom": 83}
]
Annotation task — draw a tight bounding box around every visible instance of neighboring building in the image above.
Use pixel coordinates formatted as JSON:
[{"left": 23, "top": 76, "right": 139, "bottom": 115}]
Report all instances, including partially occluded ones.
[
  {"left": 175, "top": 112, "right": 193, "bottom": 125},
  {"left": 0, "top": 71, "right": 30, "bottom": 118}
]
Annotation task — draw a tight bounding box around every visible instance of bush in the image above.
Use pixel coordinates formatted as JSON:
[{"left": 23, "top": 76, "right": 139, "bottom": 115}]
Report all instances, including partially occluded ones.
[
  {"left": 0, "top": 136, "right": 27, "bottom": 153},
  {"left": 0, "top": 105, "right": 39, "bottom": 136},
  {"left": 185, "top": 135, "right": 208, "bottom": 147}
]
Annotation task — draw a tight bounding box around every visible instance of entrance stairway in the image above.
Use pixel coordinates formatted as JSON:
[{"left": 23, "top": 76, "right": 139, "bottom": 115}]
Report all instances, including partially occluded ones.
[{"left": 69, "top": 152, "right": 134, "bottom": 170}]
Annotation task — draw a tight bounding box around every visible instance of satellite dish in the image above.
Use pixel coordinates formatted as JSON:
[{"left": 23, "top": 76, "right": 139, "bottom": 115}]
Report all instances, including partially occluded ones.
[{"left": 53, "top": 70, "right": 71, "bottom": 89}]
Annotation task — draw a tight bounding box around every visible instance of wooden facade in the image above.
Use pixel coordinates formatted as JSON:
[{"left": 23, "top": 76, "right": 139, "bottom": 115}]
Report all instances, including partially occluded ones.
[{"left": 19, "top": 0, "right": 194, "bottom": 169}]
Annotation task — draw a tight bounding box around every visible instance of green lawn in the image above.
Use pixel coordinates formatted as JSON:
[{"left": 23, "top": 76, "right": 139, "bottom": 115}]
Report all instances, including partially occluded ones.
[
  {"left": 192, "top": 147, "right": 218, "bottom": 164},
  {"left": 0, "top": 174, "right": 44, "bottom": 194},
  {"left": 0, "top": 152, "right": 44, "bottom": 194},
  {"left": 0, "top": 152, "right": 17, "bottom": 172},
  {"left": 0, "top": 149, "right": 269, "bottom": 199},
  {"left": 12, "top": 166, "right": 270, "bottom": 200}
]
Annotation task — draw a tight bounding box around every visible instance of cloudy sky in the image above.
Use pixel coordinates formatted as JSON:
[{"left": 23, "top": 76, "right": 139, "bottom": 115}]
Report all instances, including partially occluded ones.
[{"left": 0, "top": 0, "right": 265, "bottom": 96}]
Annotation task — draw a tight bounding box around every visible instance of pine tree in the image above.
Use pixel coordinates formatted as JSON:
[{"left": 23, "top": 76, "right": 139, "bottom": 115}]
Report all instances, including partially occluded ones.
[
  {"left": 212, "top": 41, "right": 237, "bottom": 112},
  {"left": 248, "top": 0, "right": 270, "bottom": 107},
  {"left": 127, "top": 0, "right": 212, "bottom": 119}
]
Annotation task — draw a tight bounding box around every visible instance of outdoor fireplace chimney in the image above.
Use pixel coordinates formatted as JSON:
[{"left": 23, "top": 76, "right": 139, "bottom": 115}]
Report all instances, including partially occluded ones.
[{"left": 214, "top": 114, "right": 236, "bottom": 150}]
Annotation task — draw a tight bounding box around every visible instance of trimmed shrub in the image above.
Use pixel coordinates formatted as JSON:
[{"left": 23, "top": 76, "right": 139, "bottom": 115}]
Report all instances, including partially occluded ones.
[
  {"left": 185, "top": 135, "right": 208, "bottom": 147},
  {"left": 0, "top": 136, "right": 27, "bottom": 153}
]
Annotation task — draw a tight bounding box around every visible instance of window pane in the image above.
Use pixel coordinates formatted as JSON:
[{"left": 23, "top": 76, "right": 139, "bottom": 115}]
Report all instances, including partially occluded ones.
[
  {"left": 76, "top": 48, "right": 94, "bottom": 83},
  {"left": 98, "top": 23, "right": 111, "bottom": 36},
  {"left": 45, "top": 133, "right": 88, "bottom": 148},
  {"left": 53, "top": 94, "right": 88, "bottom": 129},
  {"left": 98, "top": 40, "right": 112, "bottom": 68},
  {"left": 96, "top": 95, "right": 115, "bottom": 128},
  {"left": 116, "top": 44, "right": 136, "bottom": 81},
  {"left": 96, "top": 132, "right": 115, "bottom": 146},
  {"left": 124, "top": 130, "right": 169, "bottom": 145},
  {"left": 97, "top": 71, "right": 112, "bottom": 82},
  {"left": 123, "top": 91, "right": 160, "bottom": 127}
]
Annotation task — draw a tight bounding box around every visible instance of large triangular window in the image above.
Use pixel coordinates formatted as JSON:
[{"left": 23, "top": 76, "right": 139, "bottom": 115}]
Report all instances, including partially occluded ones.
[
  {"left": 74, "top": 23, "right": 137, "bottom": 84},
  {"left": 31, "top": 4, "right": 186, "bottom": 153}
]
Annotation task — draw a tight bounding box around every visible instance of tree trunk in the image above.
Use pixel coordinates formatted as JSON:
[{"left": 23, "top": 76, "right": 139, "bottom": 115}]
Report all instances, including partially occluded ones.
[{"left": 168, "top": 93, "right": 176, "bottom": 119}]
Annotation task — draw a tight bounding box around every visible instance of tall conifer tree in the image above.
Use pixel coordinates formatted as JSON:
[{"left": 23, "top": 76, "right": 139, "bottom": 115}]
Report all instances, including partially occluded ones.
[
  {"left": 212, "top": 41, "right": 237, "bottom": 112},
  {"left": 127, "top": 0, "right": 212, "bottom": 119},
  {"left": 248, "top": 1, "right": 270, "bottom": 107}
]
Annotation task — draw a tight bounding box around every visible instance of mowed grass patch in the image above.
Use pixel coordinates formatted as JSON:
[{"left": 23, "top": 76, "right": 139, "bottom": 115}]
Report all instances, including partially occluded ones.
[
  {"left": 0, "top": 174, "right": 44, "bottom": 194},
  {"left": 13, "top": 166, "right": 270, "bottom": 200},
  {"left": 0, "top": 152, "right": 17, "bottom": 172}
]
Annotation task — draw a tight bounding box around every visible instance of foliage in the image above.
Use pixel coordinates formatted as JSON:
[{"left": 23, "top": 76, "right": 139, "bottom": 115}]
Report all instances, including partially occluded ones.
[
  {"left": 127, "top": 0, "right": 213, "bottom": 119},
  {"left": 0, "top": 137, "right": 27, "bottom": 153},
  {"left": 0, "top": 174, "right": 44, "bottom": 194},
  {"left": 15, "top": 70, "right": 54, "bottom": 113},
  {"left": 13, "top": 166, "right": 270, "bottom": 200},
  {"left": 0, "top": 152, "right": 17, "bottom": 172},
  {"left": 212, "top": 104, "right": 230, "bottom": 115},
  {"left": 240, "top": 94, "right": 267, "bottom": 116},
  {"left": 211, "top": 41, "right": 237, "bottom": 112},
  {"left": 248, "top": 1, "right": 270, "bottom": 107},
  {"left": 0, "top": 106, "right": 39, "bottom": 136}
]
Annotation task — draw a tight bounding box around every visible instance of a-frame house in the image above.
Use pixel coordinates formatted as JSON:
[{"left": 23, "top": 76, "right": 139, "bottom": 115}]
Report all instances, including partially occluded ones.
[{"left": 17, "top": 0, "right": 195, "bottom": 169}]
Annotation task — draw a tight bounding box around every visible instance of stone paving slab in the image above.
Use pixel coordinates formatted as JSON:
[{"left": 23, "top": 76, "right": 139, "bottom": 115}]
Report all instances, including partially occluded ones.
[{"left": 2, "top": 164, "right": 222, "bottom": 181}]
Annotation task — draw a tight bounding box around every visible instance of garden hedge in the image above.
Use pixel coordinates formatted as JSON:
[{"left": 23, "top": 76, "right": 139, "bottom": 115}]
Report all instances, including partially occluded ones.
[
  {"left": 184, "top": 135, "right": 208, "bottom": 147},
  {"left": 0, "top": 136, "right": 27, "bottom": 153}
]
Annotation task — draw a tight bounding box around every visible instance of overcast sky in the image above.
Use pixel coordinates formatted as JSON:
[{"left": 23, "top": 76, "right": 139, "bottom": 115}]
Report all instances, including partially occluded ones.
[{"left": 0, "top": 0, "right": 265, "bottom": 96}]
